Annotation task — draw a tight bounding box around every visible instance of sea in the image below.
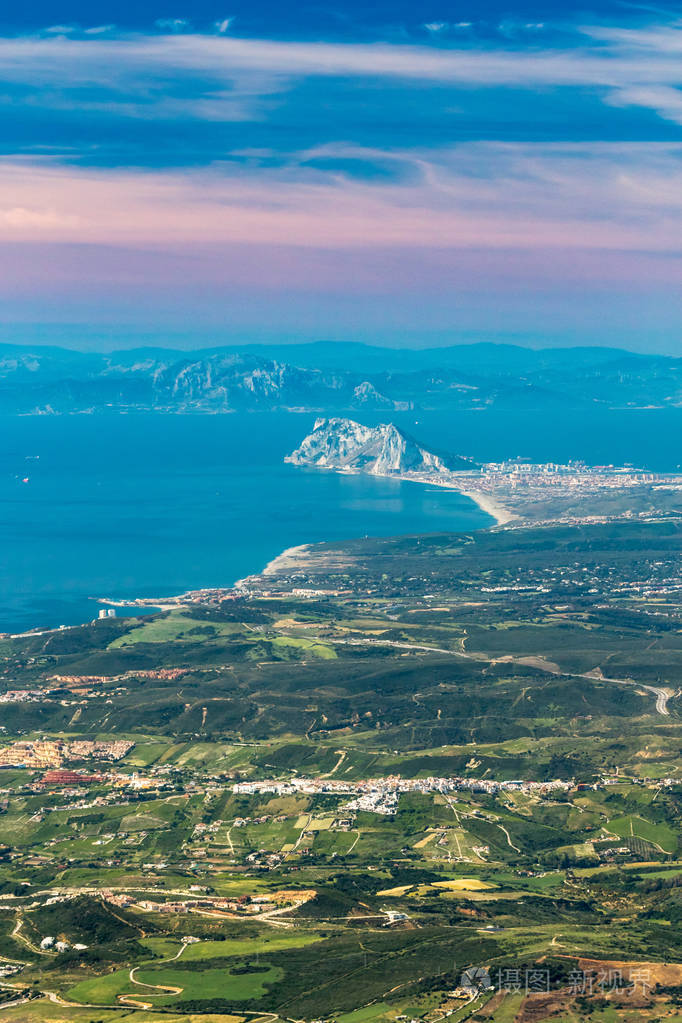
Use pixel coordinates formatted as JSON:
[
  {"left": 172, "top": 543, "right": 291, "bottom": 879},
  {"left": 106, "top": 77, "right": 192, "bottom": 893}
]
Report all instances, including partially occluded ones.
[{"left": 1, "top": 407, "right": 680, "bottom": 633}]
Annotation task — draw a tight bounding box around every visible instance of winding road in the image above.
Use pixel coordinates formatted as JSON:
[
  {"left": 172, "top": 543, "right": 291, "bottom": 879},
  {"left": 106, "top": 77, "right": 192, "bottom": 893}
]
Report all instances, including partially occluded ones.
[
  {"left": 119, "top": 941, "right": 188, "bottom": 1009},
  {"left": 323, "top": 637, "right": 673, "bottom": 715}
]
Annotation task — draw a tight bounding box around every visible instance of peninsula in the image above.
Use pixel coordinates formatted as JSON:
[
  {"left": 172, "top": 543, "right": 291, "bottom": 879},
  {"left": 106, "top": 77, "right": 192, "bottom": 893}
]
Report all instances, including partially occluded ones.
[{"left": 287, "top": 417, "right": 682, "bottom": 527}]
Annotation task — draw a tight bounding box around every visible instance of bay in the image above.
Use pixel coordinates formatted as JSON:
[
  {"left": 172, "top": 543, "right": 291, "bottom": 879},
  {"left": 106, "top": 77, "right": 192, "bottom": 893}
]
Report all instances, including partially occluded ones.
[
  {"left": 0, "top": 406, "right": 678, "bottom": 633},
  {"left": 0, "top": 412, "right": 487, "bottom": 632}
]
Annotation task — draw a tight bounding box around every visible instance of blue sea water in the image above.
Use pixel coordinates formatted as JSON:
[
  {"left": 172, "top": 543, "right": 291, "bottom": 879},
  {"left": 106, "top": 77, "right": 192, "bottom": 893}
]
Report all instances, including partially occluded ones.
[{"left": 0, "top": 408, "right": 679, "bottom": 632}]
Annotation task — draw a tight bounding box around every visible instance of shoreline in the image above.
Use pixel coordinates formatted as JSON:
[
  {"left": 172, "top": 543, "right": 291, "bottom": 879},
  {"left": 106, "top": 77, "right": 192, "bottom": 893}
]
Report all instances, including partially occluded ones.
[
  {"left": 301, "top": 464, "right": 519, "bottom": 528},
  {"left": 389, "top": 475, "right": 517, "bottom": 527},
  {"left": 239, "top": 472, "right": 516, "bottom": 585},
  {"left": 109, "top": 473, "right": 515, "bottom": 604},
  {"left": 456, "top": 488, "right": 518, "bottom": 527},
  {"left": 8, "top": 470, "right": 512, "bottom": 637},
  {"left": 235, "top": 543, "right": 313, "bottom": 586}
]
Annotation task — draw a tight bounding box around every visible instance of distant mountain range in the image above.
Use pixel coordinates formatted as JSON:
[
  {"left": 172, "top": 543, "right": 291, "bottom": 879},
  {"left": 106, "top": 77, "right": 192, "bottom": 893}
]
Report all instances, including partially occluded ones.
[
  {"left": 0, "top": 341, "right": 680, "bottom": 414},
  {"left": 286, "top": 417, "right": 474, "bottom": 475}
]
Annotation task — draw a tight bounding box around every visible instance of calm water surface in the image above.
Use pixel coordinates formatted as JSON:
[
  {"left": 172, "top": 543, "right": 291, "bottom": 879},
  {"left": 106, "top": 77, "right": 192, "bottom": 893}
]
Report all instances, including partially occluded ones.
[{"left": 0, "top": 408, "right": 678, "bottom": 632}]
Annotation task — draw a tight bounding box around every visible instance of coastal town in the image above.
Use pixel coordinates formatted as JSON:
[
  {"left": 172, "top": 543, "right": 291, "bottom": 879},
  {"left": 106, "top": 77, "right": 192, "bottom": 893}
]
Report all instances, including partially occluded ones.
[
  {"left": 365, "top": 460, "right": 682, "bottom": 527},
  {"left": 283, "top": 417, "right": 682, "bottom": 527}
]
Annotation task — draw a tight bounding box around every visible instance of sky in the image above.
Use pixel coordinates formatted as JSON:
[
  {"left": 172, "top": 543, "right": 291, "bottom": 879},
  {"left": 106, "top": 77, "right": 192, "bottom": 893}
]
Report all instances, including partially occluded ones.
[{"left": 1, "top": 1, "right": 682, "bottom": 351}]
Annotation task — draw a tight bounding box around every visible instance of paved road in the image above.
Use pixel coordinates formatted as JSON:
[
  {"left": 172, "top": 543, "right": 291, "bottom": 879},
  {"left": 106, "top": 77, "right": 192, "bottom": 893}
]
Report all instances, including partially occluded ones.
[
  {"left": 0, "top": 995, "right": 32, "bottom": 1010},
  {"left": 326, "top": 637, "right": 672, "bottom": 715},
  {"left": 121, "top": 942, "right": 187, "bottom": 1009},
  {"left": 568, "top": 671, "right": 670, "bottom": 716}
]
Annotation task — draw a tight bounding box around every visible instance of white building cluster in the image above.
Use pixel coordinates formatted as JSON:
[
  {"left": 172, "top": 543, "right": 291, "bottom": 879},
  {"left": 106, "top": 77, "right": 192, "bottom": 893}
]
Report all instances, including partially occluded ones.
[{"left": 233, "top": 774, "right": 572, "bottom": 813}]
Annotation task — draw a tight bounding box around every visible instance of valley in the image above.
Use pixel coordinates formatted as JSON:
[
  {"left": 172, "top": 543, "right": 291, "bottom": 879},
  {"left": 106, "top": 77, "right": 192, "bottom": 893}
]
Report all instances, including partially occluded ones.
[{"left": 0, "top": 519, "right": 681, "bottom": 1022}]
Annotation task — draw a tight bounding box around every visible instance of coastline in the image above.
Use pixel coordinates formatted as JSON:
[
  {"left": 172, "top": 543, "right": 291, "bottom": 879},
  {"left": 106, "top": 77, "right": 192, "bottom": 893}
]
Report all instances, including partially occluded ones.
[
  {"left": 456, "top": 488, "right": 517, "bottom": 527},
  {"left": 390, "top": 474, "right": 517, "bottom": 527},
  {"left": 123, "top": 474, "right": 515, "bottom": 601},
  {"left": 11, "top": 470, "right": 512, "bottom": 637},
  {"left": 307, "top": 464, "right": 519, "bottom": 528},
  {"left": 235, "top": 473, "right": 515, "bottom": 587},
  {"left": 235, "top": 543, "right": 313, "bottom": 586}
]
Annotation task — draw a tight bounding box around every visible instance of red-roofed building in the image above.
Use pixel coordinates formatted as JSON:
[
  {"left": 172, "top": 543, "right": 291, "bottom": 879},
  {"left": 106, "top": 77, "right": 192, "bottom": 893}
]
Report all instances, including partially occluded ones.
[{"left": 41, "top": 770, "right": 102, "bottom": 786}]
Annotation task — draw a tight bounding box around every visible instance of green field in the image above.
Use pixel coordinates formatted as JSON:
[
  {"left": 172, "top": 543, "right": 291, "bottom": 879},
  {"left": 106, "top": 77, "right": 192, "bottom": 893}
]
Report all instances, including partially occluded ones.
[{"left": 2, "top": 520, "right": 682, "bottom": 1023}]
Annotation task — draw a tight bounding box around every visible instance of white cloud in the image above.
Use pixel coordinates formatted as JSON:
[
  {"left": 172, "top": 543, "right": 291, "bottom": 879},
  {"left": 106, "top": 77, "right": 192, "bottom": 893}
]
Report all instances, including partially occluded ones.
[
  {"left": 215, "top": 17, "right": 234, "bottom": 34},
  {"left": 0, "top": 205, "right": 77, "bottom": 228},
  {"left": 424, "top": 21, "right": 473, "bottom": 33},
  {"left": 0, "top": 22, "right": 673, "bottom": 88},
  {"left": 154, "top": 18, "right": 191, "bottom": 32},
  {"left": 606, "top": 84, "right": 682, "bottom": 124},
  {"left": 498, "top": 19, "right": 547, "bottom": 36},
  {"left": 0, "top": 20, "right": 680, "bottom": 126}
]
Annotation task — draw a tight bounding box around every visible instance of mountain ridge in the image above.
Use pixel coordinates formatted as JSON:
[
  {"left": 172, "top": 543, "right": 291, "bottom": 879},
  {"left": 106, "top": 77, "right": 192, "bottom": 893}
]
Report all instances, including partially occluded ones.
[{"left": 0, "top": 341, "right": 680, "bottom": 413}]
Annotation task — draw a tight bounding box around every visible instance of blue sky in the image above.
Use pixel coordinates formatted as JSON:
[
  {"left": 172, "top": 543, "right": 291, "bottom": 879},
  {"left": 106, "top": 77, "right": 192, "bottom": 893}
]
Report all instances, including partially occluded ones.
[{"left": 1, "top": 1, "right": 682, "bottom": 351}]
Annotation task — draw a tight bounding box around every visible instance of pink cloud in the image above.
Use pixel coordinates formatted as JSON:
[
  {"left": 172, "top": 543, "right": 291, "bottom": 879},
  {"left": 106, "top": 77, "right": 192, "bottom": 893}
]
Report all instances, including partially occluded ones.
[{"left": 1, "top": 145, "right": 682, "bottom": 255}]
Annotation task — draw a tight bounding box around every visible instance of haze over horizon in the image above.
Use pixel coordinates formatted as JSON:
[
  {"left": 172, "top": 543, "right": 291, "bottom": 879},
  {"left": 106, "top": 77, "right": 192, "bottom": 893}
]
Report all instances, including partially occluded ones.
[
  {"left": 2, "top": 0, "right": 682, "bottom": 353},
  {"left": 1, "top": 332, "right": 681, "bottom": 358}
]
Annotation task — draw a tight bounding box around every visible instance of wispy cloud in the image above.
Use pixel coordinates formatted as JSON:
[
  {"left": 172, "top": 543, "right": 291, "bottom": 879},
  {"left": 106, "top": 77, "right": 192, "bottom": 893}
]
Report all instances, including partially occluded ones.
[
  {"left": 2, "top": 143, "right": 681, "bottom": 253},
  {"left": 606, "top": 83, "right": 682, "bottom": 123},
  {"left": 1, "top": 23, "right": 682, "bottom": 122},
  {"left": 154, "top": 18, "right": 191, "bottom": 32},
  {"left": 1, "top": 15, "right": 681, "bottom": 343}
]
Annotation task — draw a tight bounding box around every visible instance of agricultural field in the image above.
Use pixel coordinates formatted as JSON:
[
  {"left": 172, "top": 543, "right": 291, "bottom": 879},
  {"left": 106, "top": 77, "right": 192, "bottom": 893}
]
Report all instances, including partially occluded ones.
[{"left": 1, "top": 520, "right": 681, "bottom": 1021}]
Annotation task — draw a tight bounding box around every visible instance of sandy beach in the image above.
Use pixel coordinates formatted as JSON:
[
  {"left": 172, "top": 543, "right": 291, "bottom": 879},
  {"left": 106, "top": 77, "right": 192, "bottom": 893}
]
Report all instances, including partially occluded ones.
[
  {"left": 99, "top": 475, "right": 516, "bottom": 609},
  {"left": 457, "top": 489, "right": 518, "bottom": 526},
  {"left": 233, "top": 544, "right": 314, "bottom": 588},
  {"left": 260, "top": 544, "right": 312, "bottom": 576},
  {"left": 363, "top": 469, "right": 518, "bottom": 528}
]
